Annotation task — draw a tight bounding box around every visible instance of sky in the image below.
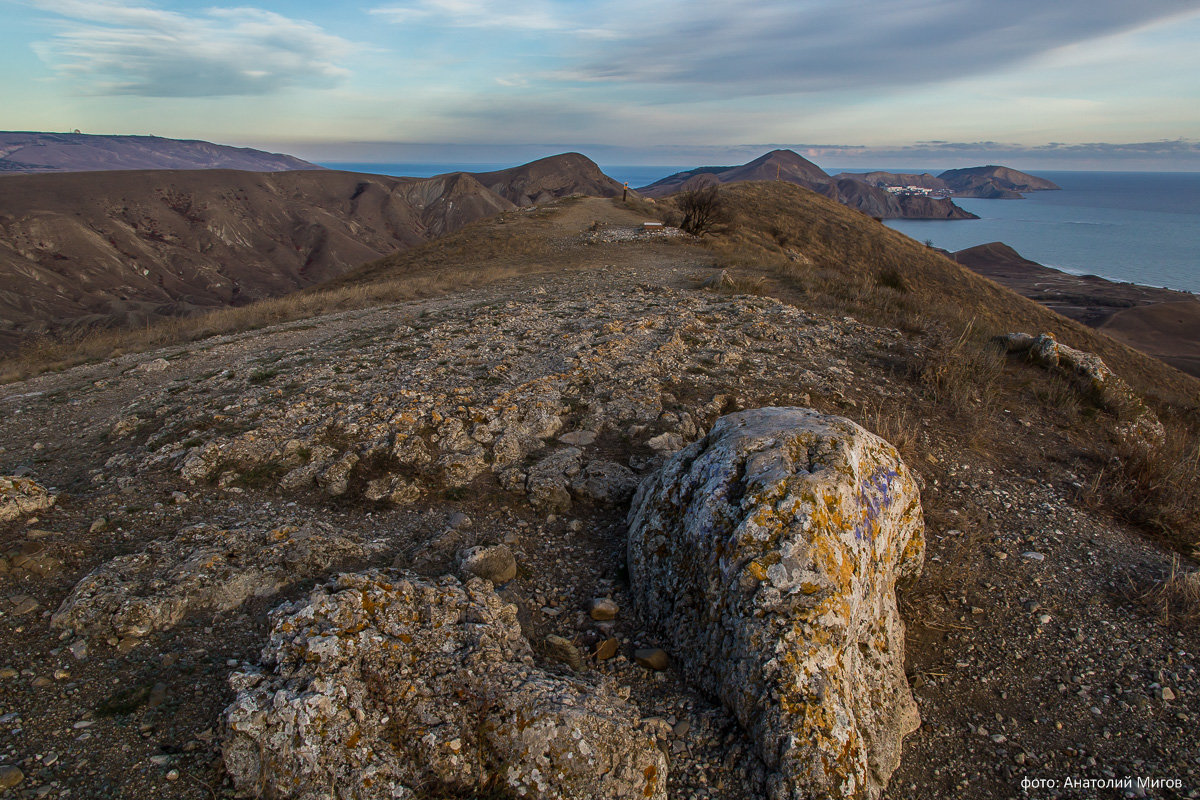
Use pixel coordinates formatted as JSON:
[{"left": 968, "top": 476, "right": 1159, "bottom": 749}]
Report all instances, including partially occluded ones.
[{"left": 3, "top": 0, "right": 1199, "bottom": 170}]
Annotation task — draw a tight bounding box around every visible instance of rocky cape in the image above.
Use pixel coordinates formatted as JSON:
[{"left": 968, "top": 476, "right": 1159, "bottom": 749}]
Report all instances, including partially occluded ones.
[
  {"left": 835, "top": 166, "right": 1061, "bottom": 199},
  {"left": 0, "top": 153, "right": 623, "bottom": 351},
  {"left": 638, "top": 150, "right": 977, "bottom": 220},
  {"left": 0, "top": 132, "right": 321, "bottom": 175}
]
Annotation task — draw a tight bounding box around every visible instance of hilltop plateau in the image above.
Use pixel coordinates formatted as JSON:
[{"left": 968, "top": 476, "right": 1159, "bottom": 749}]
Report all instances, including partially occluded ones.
[
  {"left": 0, "top": 181, "right": 1197, "bottom": 800},
  {"left": 0, "top": 132, "right": 320, "bottom": 175}
]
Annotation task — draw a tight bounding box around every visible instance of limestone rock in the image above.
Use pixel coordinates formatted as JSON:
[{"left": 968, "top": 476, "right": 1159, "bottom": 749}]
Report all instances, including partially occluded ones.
[
  {"left": 998, "top": 332, "right": 1163, "bottom": 444},
  {"left": 458, "top": 544, "right": 517, "bottom": 584},
  {"left": 51, "top": 522, "right": 378, "bottom": 639},
  {"left": 572, "top": 461, "right": 640, "bottom": 505},
  {"left": 526, "top": 447, "right": 583, "bottom": 512},
  {"left": 223, "top": 570, "right": 666, "bottom": 800},
  {"left": 0, "top": 476, "right": 55, "bottom": 523},
  {"left": 627, "top": 407, "right": 925, "bottom": 800}
]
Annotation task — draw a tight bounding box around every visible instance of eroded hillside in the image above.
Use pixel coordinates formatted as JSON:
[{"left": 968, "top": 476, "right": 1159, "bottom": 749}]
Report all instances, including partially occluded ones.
[{"left": 0, "top": 154, "right": 624, "bottom": 353}]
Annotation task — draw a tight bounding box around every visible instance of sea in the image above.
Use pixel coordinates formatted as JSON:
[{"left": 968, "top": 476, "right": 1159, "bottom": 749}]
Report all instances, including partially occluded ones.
[{"left": 320, "top": 163, "right": 1200, "bottom": 294}]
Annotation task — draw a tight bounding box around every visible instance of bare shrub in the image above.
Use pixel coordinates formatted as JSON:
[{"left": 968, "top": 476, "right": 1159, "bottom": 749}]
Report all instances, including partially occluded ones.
[{"left": 676, "top": 184, "right": 727, "bottom": 236}]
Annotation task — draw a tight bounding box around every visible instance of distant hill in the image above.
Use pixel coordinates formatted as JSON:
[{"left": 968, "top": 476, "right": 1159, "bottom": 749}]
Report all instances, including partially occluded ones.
[
  {"left": 471, "top": 152, "right": 626, "bottom": 206},
  {"left": 639, "top": 150, "right": 976, "bottom": 220},
  {"left": 938, "top": 166, "right": 1060, "bottom": 198},
  {"left": 835, "top": 165, "right": 1060, "bottom": 199},
  {"left": 0, "top": 153, "right": 623, "bottom": 349},
  {"left": 0, "top": 132, "right": 321, "bottom": 174}
]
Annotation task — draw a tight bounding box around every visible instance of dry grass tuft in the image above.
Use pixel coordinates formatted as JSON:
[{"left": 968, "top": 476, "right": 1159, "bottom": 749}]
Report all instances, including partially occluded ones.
[
  {"left": 916, "top": 322, "right": 1006, "bottom": 415},
  {"left": 860, "top": 401, "right": 921, "bottom": 466},
  {"left": 1094, "top": 421, "right": 1200, "bottom": 550},
  {"left": 1126, "top": 557, "right": 1200, "bottom": 627}
]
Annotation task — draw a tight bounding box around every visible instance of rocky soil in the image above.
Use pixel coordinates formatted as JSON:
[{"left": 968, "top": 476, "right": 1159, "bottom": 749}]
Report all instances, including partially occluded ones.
[{"left": 0, "top": 198, "right": 1195, "bottom": 799}]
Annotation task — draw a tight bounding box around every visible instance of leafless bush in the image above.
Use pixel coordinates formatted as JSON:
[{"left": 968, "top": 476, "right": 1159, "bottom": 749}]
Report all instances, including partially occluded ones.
[{"left": 677, "top": 183, "right": 727, "bottom": 236}]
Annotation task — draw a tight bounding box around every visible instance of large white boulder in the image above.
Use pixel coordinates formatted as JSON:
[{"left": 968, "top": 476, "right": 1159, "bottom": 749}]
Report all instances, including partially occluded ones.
[{"left": 627, "top": 407, "right": 924, "bottom": 799}]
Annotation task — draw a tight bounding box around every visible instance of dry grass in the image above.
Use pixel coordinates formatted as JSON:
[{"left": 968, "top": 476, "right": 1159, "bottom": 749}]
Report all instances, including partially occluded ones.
[
  {"left": 860, "top": 400, "right": 921, "bottom": 466},
  {"left": 916, "top": 321, "right": 1006, "bottom": 415},
  {"left": 1092, "top": 421, "right": 1200, "bottom": 549},
  {"left": 1126, "top": 556, "right": 1200, "bottom": 628},
  {"left": 1, "top": 261, "right": 547, "bottom": 383}
]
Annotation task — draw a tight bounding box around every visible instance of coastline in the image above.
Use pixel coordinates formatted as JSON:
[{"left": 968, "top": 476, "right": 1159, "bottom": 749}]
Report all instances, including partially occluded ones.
[{"left": 952, "top": 241, "right": 1200, "bottom": 378}]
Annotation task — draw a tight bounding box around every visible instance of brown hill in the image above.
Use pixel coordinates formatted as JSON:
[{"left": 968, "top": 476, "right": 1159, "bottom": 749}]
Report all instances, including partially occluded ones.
[
  {"left": 640, "top": 150, "right": 975, "bottom": 220},
  {"left": 0, "top": 131, "right": 320, "bottom": 174},
  {"left": 638, "top": 149, "right": 830, "bottom": 196},
  {"left": 0, "top": 153, "right": 631, "bottom": 351},
  {"left": 938, "top": 165, "right": 1061, "bottom": 197},
  {"left": 832, "top": 171, "right": 949, "bottom": 190},
  {"left": 469, "top": 152, "right": 626, "bottom": 206},
  {"left": 0, "top": 169, "right": 512, "bottom": 348},
  {"left": 953, "top": 242, "right": 1200, "bottom": 377}
]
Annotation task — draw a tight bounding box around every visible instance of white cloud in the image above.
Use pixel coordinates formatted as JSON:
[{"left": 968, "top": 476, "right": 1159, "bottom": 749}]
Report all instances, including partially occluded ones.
[
  {"left": 31, "top": 1, "right": 354, "bottom": 97},
  {"left": 369, "top": 0, "right": 569, "bottom": 31}
]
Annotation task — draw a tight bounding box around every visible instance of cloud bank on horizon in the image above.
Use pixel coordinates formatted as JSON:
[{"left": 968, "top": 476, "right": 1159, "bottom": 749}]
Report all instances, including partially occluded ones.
[{"left": 5, "top": 0, "right": 1199, "bottom": 167}]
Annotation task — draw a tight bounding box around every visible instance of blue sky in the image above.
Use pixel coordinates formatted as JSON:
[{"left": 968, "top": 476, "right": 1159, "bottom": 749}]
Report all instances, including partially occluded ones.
[{"left": 3, "top": 0, "right": 1199, "bottom": 169}]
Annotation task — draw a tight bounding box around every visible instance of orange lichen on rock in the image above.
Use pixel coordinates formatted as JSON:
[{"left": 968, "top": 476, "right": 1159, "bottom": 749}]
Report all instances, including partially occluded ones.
[{"left": 628, "top": 407, "right": 924, "bottom": 799}]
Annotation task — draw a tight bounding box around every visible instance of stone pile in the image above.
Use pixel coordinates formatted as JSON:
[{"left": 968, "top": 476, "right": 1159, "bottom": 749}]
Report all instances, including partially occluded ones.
[{"left": 223, "top": 570, "right": 667, "bottom": 800}]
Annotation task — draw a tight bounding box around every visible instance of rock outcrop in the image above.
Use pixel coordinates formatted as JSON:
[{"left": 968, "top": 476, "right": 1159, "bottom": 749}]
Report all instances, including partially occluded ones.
[
  {"left": 0, "top": 476, "right": 56, "bottom": 523},
  {"left": 51, "top": 522, "right": 379, "bottom": 640},
  {"left": 158, "top": 291, "right": 858, "bottom": 513},
  {"left": 627, "top": 407, "right": 925, "bottom": 799},
  {"left": 998, "top": 332, "right": 1164, "bottom": 443},
  {"left": 223, "top": 570, "right": 666, "bottom": 800}
]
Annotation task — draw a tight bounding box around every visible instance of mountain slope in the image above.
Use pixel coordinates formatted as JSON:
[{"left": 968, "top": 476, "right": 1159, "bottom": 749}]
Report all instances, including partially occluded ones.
[
  {"left": 469, "top": 152, "right": 626, "bottom": 206},
  {"left": 708, "top": 181, "right": 1198, "bottom": 406},
  {"left": 639, "top": 150, "right": 975, "bottom": 220},
  {"left": 0, "top": 169, "right": 513, "bottom": 346},
  {"left": 953, "top": 242, "right": 1200, "bottom": 377},
  {"left": 0, "top": 152, "right": 633, "bottom": 350},
  {"left": 0, "top": 132, "right": 320, "bottom": 174}
]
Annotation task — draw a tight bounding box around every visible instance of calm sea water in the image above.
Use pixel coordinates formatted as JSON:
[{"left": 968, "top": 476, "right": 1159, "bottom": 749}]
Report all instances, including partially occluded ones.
[
  {"left": 883, "top": 171, "right": 1200, "bottom": 293},
  {"left": 321, "top": 163, "right": 1200, "bottom": 294}
]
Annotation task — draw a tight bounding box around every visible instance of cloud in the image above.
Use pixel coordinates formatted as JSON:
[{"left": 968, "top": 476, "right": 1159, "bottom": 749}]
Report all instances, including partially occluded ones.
[
  {"left": 369, "top": 0, "right": 569, "bottom": 31},
  {"left": 31, "top": 1, "right": 353, "bottom": 97},
  {"left": 565, "top": 0, "right": 1199, "bottom": 97}
]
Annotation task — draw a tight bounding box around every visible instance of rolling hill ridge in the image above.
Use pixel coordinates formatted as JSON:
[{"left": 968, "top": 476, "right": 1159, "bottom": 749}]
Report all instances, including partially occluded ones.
[
  {"left": 639, "top": 149, "right": 978, "bottom": 219},
  {"left": 0, "top": 154, "right": 623, "bottom": 350}
]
